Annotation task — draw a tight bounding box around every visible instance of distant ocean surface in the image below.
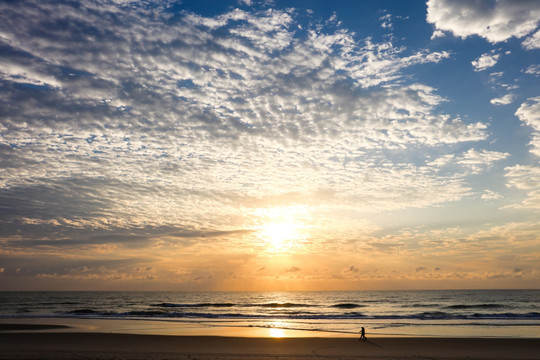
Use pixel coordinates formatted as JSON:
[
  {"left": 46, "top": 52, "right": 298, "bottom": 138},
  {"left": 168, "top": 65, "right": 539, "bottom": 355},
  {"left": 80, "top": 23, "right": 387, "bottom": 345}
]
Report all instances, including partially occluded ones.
[{"left": 1, "top": 290, "right": 539, "bottom": 338}]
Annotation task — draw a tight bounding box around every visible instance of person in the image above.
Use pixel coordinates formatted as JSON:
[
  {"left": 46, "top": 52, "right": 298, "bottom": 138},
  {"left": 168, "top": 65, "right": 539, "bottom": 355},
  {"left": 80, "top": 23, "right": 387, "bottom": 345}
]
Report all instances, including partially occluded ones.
[{"left": 359, "top": 327, "right": 366, "bottom": 341}]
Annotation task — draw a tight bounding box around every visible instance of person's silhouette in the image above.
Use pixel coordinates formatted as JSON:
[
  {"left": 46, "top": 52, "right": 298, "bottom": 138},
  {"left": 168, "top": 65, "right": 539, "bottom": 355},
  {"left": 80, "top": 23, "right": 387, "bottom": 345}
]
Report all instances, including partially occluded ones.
[{"left": 359, "top": 327, "right": 367, "bottom": 341}]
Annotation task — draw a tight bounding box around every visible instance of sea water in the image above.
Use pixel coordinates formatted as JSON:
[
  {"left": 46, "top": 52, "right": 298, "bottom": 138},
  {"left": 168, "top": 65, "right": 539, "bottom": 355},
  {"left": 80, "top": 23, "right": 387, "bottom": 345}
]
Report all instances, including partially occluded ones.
[{"left": 1, "top": 290, "right": 539, "bottom": 337}]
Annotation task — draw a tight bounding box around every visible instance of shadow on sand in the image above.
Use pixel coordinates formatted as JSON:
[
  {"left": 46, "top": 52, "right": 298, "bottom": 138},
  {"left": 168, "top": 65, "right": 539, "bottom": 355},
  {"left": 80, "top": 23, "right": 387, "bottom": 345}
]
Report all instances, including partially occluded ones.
[{"left": 360, "top": 339, "right": 382, "bottom": 348}]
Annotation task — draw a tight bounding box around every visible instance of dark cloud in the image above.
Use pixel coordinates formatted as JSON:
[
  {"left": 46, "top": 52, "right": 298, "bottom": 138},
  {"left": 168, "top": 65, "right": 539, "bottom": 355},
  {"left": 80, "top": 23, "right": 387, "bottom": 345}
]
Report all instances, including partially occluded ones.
[
  {"left": 0, "top": 255, "right": 152, "bottom": 277},
  {"left": 285, "top": 266, "right": 300, "bottom": 272},
  {"left": 0, "top": 178, "right": 116, "bottom": 221},
  {"left": 1, "top": 223, "right": 253, "bottom": 251}
]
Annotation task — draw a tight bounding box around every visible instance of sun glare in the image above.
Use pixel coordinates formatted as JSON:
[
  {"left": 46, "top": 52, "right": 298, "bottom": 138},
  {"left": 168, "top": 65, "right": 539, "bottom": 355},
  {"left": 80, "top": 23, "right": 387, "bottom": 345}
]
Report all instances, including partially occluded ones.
[
  {"left": 262, "top": 222, "right": 298, "bottom": 246},
  {"left": 259, "top": 221, "right": 305, "bottom": 252},
  {"left": 253, "top": 206, "right": 310, "bottom": 252},
  {"left": 267, "top": 321, "right": 287, "bottom": 338},
  {"left": 269, "top": 327, "right": 286, "bottom": 338}
]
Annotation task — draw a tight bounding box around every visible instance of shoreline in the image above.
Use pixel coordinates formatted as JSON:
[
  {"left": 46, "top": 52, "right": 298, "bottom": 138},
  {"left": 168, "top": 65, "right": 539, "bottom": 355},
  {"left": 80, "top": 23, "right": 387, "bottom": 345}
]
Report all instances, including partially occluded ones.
[
  {"left": 2, "top": 317, "right": 540, "bottom": 338},
  {"left": 1, "top": 332, "right": 539, "bottom": 360}
]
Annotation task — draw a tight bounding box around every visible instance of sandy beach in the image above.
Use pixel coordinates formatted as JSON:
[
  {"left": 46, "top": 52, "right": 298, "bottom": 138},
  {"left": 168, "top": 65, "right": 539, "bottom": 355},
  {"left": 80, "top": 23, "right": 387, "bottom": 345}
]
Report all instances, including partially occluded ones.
[{"left": 1, "top": 329, "right": 539, "bottom": 360}]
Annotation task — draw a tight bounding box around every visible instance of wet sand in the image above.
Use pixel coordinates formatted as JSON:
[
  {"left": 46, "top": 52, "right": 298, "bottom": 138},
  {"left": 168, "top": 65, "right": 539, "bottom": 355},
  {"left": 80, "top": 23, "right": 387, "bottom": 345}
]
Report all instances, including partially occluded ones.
[{"left": 0, "top": 331, "right": 539, "bottom": 360}]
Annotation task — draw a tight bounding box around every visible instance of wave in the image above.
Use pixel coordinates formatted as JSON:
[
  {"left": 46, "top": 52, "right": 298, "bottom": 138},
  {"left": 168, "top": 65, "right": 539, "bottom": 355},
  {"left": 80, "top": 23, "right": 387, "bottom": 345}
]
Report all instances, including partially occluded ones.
[
  {"left": 252, "top": 303, "right": 315, "bottom": 308},
  {"left": 331, "top": 303, "right": 365, "bottom": 309},
  {"left": 39, "top": 301, "right": 80, "bottom": 306},
  {"left": 66, "top": 309, "right": 99, "bottom": 314},
  {"left": 50, "top": 309, "right": 540, "bottom": 321},
  {"left": 470, "top": 312, "right": 540, "bottom": 319},
  {"left": 408, "top": 303, "right": 440, "bottom": 308},
  {"left": 414, "top": 311, "right": 453, "bottom": 320},
  {"left": 151, "top": 302, "right": 314, "bottom": 309},
  {"left": 411, "top": 311, "right": 540, "bottom": 320},
  {"left": 444, "top": 304, "right": 509, "bottom": 310},
  {"left": 152, "top": 303, "right": 236, "bottom": 308},
  {"left": 126, "top": 310, "right": 169, "bottom": 316}
]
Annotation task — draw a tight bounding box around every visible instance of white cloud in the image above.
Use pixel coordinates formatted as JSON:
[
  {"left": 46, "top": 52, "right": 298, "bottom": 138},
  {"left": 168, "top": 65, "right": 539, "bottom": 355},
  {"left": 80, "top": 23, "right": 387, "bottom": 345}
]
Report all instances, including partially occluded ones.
[
  {"left": 429, "top": 148, "right": 509, "bottom": 174},
  {"left": 427, "top": 0, "right": 540, "bottom": 44},
  {"left": 482, "top": 190, "right": 502, "bottom": 200},
  {"left": 472, "top": 52, "right": 500, "bottom": 72},
  {"left": 0, "top": 60, "right": 62, "bottom": 88},
  {"left": 488, "top": 71, "right": 519, "bottom": 92},
  {"left": 529, "top": 134, "right": 540, "bottom": 158},
  {"left": 505, "top": 165, "right": 540, "bottom": 208},
  {"left": 522, "top": 30, "right": 540, "bottom": 50},
  {"left": 524, "top": 64, "right": 540, "bottom": 76},
  {"left": 378, "top": 13, "right": 408, "bottom": 30},
  {"left": 516, "top": 97, "right": 540, "bottom": 132},
  {"left": 380, "top": 13, "right": 392, "bottom": 29},
  {"left": 430, "top": 29, "right": 445, "bottom": 40},
  {"left": 0, "top": 0, "right": 491, "bottom": 244},
  {"left": 503, "top": 98, "right": 540, "bottom": 209},
  {"left": 515, "top": 96, "right": 540, "bottom": 157},
  {"left": 489, "top": 71, "right": 504, "bottom": 80},
  {"left": 491, "top": 94, "right": 516, "bottom": 106},
  {"left": 458, "top": 148, "right": 509, "bottom": 167}
]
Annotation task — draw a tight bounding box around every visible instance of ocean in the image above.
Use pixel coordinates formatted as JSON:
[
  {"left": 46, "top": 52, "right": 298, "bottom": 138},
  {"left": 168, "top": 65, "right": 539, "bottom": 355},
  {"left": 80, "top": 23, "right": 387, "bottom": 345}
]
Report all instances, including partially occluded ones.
[{"left": 1, "top": 290, "right": 539, "bottom": 338}]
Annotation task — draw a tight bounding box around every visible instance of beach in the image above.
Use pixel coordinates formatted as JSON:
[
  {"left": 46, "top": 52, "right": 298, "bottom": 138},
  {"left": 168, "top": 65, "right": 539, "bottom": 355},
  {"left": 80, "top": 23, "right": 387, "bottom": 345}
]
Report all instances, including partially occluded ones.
[
  {"left": 2, "top": 291, "right": 539, "bottom": 359},
  {"left": 1, "top": 329, "right": 539, "bottom": 360}
]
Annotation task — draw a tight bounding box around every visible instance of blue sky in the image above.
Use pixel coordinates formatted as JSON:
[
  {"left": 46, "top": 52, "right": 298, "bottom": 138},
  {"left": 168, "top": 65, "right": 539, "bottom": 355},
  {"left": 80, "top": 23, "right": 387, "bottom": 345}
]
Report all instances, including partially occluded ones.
[{"left": 0, "top": 0, "right": 539, "bottom": 290}]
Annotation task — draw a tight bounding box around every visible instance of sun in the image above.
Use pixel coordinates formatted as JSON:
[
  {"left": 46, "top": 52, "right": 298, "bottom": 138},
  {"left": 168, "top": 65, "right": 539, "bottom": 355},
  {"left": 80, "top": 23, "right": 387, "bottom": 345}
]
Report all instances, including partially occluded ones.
[
  {"left": 260, "top": 221, "right": 303, "bottom": 251},
  {"left": 262, "top": 222, "right": 297, "bottom": 246},
  {"left": 252, "top": 206, "right": 310, "bottom": 252}
]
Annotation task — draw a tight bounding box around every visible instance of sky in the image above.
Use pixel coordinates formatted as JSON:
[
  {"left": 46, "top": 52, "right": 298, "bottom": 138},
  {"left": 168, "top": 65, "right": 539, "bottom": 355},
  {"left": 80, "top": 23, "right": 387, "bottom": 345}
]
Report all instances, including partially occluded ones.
[{"left": 0, "top": 0, "right": 539, "bottom": 291}]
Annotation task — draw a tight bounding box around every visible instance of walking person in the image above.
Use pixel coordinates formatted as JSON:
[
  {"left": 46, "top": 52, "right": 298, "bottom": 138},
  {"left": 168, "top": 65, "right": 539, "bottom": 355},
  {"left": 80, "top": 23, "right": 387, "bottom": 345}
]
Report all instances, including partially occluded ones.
[{"left": 359, "top": 327, "right": 367, "bottom": 341}]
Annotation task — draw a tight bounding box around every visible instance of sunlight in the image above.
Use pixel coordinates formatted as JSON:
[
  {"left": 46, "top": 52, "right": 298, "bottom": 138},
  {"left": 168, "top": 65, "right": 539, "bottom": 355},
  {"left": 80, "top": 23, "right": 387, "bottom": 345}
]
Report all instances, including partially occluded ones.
[
  {"left": 267, "top": 321, "right": 287, "bottom": 338},
  {"left": 269, "top": 327, "right": 286, "bottom": 338},
  {"left": 261, "top": 221, "right": 300, "bottom": 248},
  {"left": 253, "top": 206, "right": 310, "bottom": 253}
]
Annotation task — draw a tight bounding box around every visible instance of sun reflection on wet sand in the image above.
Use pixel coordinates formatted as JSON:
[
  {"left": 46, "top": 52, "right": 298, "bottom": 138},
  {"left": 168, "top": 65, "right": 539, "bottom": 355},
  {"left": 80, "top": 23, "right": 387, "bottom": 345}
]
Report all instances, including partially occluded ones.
[{"left": 269, "top": 327, "right": 286, "bottom": 338}]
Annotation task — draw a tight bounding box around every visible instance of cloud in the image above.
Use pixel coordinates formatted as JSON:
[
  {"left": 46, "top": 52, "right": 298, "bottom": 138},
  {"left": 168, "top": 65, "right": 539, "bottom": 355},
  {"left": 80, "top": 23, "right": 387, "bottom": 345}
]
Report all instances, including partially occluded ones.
[
  {"left": 522, "top": 30, "right": 540, "bottom": 49},
  {"left": 379, "top": 13, "right": 408, "bottom": 30},
  {"left": 490, "top": 94, "right": 516, "bottom": 106},
  {"left": 0, "top": 0, "right": 517, "bottom": 290},
  {"left": 516, "top": 97, "right": 540, "bottom": 131},
  {"left": 505, "top": 165, "right": 540, "bottom": 208},
  {"left": 428, "top": 148, "right": 509, "bottom": 175},
  {"left": 427, "top": 0, "right": 540, "bottom": 44},
  {"left": 431, "top": 30, "right": 445, "bottom": 40},
  {"left": 515, "top": 97, "right": 540, "bottom": 156},
  {"left": 0, "top": 0, "right": 489, "bottom": 234},
  {"left": 482, "top": 190, "right": 503, "bottom": 200},
  {"left": 472, "top": 52, "right": 500, "bottom": 72},
  {"left": 524, "top": 64, "right": 540, "bottom": 76}
]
